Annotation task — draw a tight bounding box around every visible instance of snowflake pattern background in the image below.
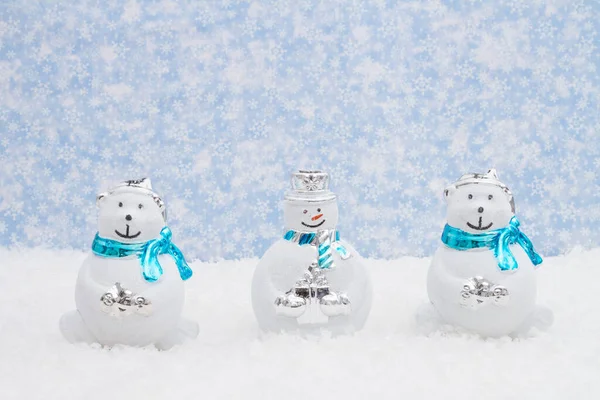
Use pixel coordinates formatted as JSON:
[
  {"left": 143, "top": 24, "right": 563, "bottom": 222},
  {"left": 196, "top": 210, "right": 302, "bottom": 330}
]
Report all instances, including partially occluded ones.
[{"left": 0, "top": 0, "right": 598, "bottom": 260}]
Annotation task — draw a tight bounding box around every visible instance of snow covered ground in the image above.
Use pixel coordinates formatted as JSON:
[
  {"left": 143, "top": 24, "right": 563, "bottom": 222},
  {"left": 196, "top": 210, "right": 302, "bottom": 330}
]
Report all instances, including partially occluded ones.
[{"left": 1, "top": 247, "right": 599, "bottom": 400}]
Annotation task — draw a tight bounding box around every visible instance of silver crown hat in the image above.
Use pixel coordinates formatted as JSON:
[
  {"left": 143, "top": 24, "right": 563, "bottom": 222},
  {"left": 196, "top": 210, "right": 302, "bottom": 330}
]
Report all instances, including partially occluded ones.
[
  {"left": 444, "top": 168, "right": 515, "bottom": 213},
  {"left": 96, "top": 178, "right": 167, "bottom": 221},
  {"left": 284, "top": 170, "right": 337, "bottom": 202}
]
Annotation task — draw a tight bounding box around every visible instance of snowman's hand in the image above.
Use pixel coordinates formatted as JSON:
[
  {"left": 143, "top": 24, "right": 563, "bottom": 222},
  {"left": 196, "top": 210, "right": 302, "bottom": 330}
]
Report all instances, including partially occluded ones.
[
  {"left": 121, "top": 286, "right": 153, "bottom": 316},
  {"left": 320, "top": 292, "right": 352, "bottom": 317},
  {"left": 459, "top": 284, "right": 478, "bottom": 309},
  {"left": 131, "top": 294, "right": 153, "bottom": 316},
  {"left": 99, "top": 282, "right": 132, "bottom": 317},
  {"left": 99, "top": 282, "right": 121, "bottom": 310},
  {"left": 100, "top": 289, "right": 117, "bottom": 307},
  {"left": 459, "top": 277, "right": 488, "bottom": 310},
  {"left": 274, "top": 291, "right": 307, "bottom": 318},
  {"left": 490, "top": 285, "right": 509, "bottom": 306}
]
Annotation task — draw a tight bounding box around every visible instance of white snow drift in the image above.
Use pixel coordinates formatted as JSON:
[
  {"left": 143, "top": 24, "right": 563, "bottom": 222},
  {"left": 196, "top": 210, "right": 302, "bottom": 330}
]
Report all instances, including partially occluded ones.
[{"left": 0, "top": 247, "right": 598, "bottom": 400}]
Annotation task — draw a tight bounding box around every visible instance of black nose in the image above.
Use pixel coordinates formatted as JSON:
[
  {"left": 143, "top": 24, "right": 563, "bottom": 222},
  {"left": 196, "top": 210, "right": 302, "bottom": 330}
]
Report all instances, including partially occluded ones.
[
  {"left": 478, "top": 207, "right": 484, "bottom": 213},
  {"left": 125, "top": 214, "right": 132, "bottom": 221}
]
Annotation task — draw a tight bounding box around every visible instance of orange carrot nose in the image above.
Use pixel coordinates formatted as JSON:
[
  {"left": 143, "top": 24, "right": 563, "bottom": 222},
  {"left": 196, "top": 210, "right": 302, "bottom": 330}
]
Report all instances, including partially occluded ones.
[{"left": 311, "top": 213, "right": 323, "bottom": 221}]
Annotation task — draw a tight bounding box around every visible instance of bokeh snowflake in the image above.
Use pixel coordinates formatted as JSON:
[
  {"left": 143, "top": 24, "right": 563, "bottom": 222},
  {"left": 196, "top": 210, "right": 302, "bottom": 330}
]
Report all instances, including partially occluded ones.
[{"left": 0, "top": 0, "right": 598, "bottom": 260}]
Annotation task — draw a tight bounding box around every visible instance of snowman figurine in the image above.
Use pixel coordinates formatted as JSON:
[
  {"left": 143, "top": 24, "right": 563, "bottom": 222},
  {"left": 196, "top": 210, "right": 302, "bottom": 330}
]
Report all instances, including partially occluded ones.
[
  {"left": 60, "top": 178, "right": 199, "bottom": 349},
  {"left": 251, "top": 170, "right": 372, "bottom": 334},
  {"left": 427, "top": 169, "right": 553, "bottom": 337}
]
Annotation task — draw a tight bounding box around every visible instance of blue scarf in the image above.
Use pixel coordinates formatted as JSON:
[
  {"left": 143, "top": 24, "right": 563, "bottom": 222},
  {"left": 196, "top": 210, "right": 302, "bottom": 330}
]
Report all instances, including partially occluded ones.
[
  {"left": 283, "top": 229, "right": 349, "bottom": 269},
  {"left": 441, "top": 216, "right": 542, "bottom": 271},
  {"left": 91, "top": 226, "right": 193, "bottom": 282}
]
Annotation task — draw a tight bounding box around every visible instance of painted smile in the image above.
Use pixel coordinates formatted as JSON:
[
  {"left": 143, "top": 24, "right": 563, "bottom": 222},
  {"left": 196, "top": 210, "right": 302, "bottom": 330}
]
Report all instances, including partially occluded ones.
[
  {"left": 467, "top": 216, "right": 493, "bottom": 231},
  {"left": 301, "top": 220, "right": 326, "bottom": 228},
  {"left": 115, "top": 224, "right": 141, "bottom": 239}
]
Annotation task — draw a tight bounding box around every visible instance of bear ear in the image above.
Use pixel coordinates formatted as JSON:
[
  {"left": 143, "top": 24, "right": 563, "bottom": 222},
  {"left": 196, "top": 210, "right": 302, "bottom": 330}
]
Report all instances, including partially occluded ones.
[
  {"left": 487, "top": 168, "right": 499, "bottom": 179},
  {"left": 153, "top": 194, "right": 167, "bottom": 221},
  {"left": 505, "top": 189, "right": 516, "bottom": 213},
  {"left": 152, "top": 194, "right": 164, "bottom": 210},
  {"left": 443, "top": 185, "right": 456, "bottom": 201},
  {"left": 96, "top": 192, "right": 108, "bottom": 207}
]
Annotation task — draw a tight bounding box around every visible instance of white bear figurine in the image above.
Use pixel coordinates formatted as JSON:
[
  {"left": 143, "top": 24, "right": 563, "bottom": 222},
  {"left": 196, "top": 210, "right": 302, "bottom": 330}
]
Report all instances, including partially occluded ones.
[
  {"left": 60, "top": 178, "right": 198, "bottom": 349},
  {"left": 251, "top": 170, "right": 372, "bottom": 334},
  {"left": 427, "top": 169, "right": 553, "bottom": 337}
]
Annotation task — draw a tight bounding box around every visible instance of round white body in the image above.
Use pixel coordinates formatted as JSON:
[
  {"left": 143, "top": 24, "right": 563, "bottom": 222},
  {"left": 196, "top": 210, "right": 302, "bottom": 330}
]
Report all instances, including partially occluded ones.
[
  {"left": 74, "top": 253, "right": 185, "bottom": 346},
  {"left": 253, "top": 189, "right": 372, "bottom": 334},
  {"left": 427, "top": 244, "right": 537, "bottom": 337},
  {"left": 252, "top": 239, "right": 372, "bottom": 334},
  {"left": 60, "top": 183, "right": 194, "bottom": 348}
]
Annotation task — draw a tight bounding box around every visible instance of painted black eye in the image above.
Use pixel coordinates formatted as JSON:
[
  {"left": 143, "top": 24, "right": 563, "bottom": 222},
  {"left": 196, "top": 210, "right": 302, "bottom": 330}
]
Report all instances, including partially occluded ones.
[
  {"left": 468, "top": 194, "right": 473, "bottom": 200},
  {"left": 488, "top": 195, "right": 493, "bottom": 200},
  {"left": 138, "top": 204, "right": 143, "bottom": 209},
  {"left": 303, "top": 210, "right": 307, "bottom": 214},
  {"left": 118, "top": 202, "right": 123, "bottom": 207},
  {"left": 317, "top": 208, "right": 321, "bottom": 212}
]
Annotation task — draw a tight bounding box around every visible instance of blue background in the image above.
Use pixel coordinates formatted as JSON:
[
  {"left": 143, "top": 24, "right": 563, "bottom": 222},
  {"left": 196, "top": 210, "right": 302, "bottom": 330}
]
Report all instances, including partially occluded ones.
[{"left": 0, "top": 1, "right": 598, "bottom": 260}]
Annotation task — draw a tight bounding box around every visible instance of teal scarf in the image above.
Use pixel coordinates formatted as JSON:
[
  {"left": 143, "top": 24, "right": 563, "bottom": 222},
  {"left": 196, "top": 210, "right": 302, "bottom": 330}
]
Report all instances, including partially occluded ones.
[
  {"left": 441, "top": 216, "right": 542, "bottom": 271},
  {"left": 91, "top": 226, "right": 192, "bottom": 282},
  {"left": 283, "top": 229, "right": 349, "bottom": 269}
]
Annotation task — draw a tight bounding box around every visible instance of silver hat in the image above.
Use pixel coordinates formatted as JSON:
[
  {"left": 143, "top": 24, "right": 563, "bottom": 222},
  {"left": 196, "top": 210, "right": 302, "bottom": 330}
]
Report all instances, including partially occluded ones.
[
  {"left": 445, "top": 168, "right": 515, "bottom": 212},
  {"left": 285, "top": 170, "right": 337, "bottom": 202},
  {"left": 96, "top": 178, "right": 167, "bottom": 221}
]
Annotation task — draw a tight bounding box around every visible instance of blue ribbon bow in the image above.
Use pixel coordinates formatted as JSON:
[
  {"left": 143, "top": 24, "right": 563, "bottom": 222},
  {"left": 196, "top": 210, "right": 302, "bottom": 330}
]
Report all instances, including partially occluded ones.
[
  {"left": 91, "top": 226, "right": 193, "bottom": 282},
  {"left": 441, "top": 216, "right": 542, "bottom": 271}
]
